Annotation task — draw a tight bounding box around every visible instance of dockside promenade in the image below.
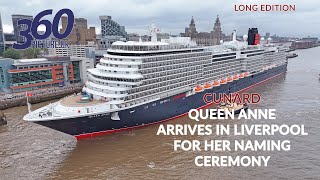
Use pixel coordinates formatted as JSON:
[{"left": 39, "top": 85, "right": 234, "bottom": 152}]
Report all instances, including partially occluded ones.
[{"left": 0, "top": 83, "right": 84, "bottom": 110}]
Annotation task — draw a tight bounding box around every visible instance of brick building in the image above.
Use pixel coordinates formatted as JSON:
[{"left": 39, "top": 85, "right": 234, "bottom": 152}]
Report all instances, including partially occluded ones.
[
  {"left": 60, "top": 17, "right": 96, "bottom": 45},
  {"left": 180, "top": 16, "right": 222, "bottom": 46}
]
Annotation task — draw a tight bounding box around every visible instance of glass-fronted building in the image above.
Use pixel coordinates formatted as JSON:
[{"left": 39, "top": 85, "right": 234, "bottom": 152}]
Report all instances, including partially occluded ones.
[
  {"left": 0, "top": 57, "right": 90, "bottom": 93},
  {"left": 99, "top": 16, "right": 128, "bottom": 39},
  {"left": 0, "top": 58, "right": 14, "bottom": 93}
]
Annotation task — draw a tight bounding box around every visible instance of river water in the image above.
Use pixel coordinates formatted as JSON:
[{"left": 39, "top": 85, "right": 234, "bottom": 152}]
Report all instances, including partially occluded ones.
[{"left": 0, "top": 47, "right": 320, "bottom": 180}]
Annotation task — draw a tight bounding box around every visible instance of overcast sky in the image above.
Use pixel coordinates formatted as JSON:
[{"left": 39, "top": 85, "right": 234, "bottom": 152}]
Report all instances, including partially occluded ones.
[{"left": 0, "top": 0, "right": 319, "bottom": 37}]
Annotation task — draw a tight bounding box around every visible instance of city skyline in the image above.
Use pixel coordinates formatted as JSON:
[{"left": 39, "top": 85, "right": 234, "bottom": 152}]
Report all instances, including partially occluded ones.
[{"left": 0, "top": 0, "right": 319, "bottom": 38}]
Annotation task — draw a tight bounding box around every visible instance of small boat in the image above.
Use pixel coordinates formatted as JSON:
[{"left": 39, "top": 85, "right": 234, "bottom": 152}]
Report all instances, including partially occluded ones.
[
  {"left": 220, "top": 79, "right": 227, "bottom": 84},
  {"left": 204, "top": 83, "right": 211, "bottom": 89},
  {"left": 286, "top": 53, "right": 298, "bottom": 59},
  {"left": 194, "top": 85, "right": 203, "bottom": 92},
  {"left": 227, "top": 77, "right": 233, "bottom": 82},
  {"left": 217, "top": 102, "right": 249, "bottom": 115},
  {"left": 285, "top": 48, "right": 295, "bottom": 52},
  {"left": 213, "top": 80, "right": 220, "bottom": 87},
  {"left": 233, "top": 75, "right": 239, "bottom": 80}
]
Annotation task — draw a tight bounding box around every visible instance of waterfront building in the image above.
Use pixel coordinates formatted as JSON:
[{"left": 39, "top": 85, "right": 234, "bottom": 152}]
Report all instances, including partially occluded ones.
[
  {"left": 48, "top": 47, "right": 71, "bottom": 57},
  {"left": 0, "top": 58, "right": 14, "bottom": 93},
  {"left": 85, "top": 48, "right": 108, "bottom": 66},
  {"left": 301, "top": 37, "right": 318, "bottom": 43},
  {"left": 84, "top": 47, "right": 96, "bottom": 64},
  {"left": 96, "top": 16, "right": 128, "bottom": 50},
  {"left": 141, "top": 35, "right": 151, "bottom": 42},
  {"left": 48, "top": 44, "right": 97, "bottom": 57},
  {"left": 211, "top": 15, "right": 222, "bottom": 45},
  {"left": 223, "top": 33, "right": 234, "bottom": 42},
  {"left": 290, "top": 37, "right": 319, "bottom": 49},
  {"left": 69, "top": 56, "right": 95, "bottom": 82},
  {"left": 265, "top": 32, "right": 270, "bottom": 38},
  {"left": 4, "top": 33, "right": 16, "bottom": 41},
  {"left": 60, "top": 16, "right": 96, "bottom": 45},
  {"left": 0, "top": 14, "right": 5, "bottom": 55},
  {"left": 70, "top": 43, "right": 97, "bottom": 57},
  {"left": 128, "top": 33, "right": 140, "bottom": 41},
  {"left": 97, "top": 35, "right": 126, "bottom": 50},
  {"left": 99, "top": 16, "right": 128, "bottom": 39},
  {"left": 157, "top": 33, "right": 170, "bottom": 41},
  {"left": 12, "top": 14, "right": 33, "bottom": 43},
  {"left": 291, "top": 41, "right": 316, "bottom": 49},
  {"left": 128, "top": 33, "right": 152, "bottom": 42},
  {"left": 0, "top": 56, "right": 93, "bottom": 93},
  {"left": 180, "top": 16, "right": 222, "bottom": 46},
  {"left": 4, "top": 33, "right": 16, "bottom": 49}
]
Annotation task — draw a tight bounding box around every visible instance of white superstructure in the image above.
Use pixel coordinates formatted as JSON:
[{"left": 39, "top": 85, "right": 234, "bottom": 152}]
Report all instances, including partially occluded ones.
[{"left": 24, "top": 29, "right": 287, "bottom": 121}]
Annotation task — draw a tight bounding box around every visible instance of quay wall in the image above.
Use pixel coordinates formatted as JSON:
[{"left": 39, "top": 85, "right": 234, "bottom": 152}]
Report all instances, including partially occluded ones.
[{"left": 0, "top": 84, "right": 83, "bottom": 110}]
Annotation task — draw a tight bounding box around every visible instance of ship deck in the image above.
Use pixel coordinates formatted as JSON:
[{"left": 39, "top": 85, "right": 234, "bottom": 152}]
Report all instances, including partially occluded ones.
[{"left": 60, "top": 95, "right": 104, "bottom": 107}]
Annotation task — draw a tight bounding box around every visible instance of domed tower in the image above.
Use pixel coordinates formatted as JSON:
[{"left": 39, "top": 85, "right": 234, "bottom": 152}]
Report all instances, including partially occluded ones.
[
  {"left": 188, "top": 16, "right": 198, "bottom": 34},
  {"left": 212, "top": 15, "right": 222, "bottom": 45}
]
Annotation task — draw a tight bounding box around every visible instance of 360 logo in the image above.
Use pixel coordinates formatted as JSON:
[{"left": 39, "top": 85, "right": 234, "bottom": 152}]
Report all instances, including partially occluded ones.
[{"left": 13, "top": 9, "right": 74, "bottom": 49}]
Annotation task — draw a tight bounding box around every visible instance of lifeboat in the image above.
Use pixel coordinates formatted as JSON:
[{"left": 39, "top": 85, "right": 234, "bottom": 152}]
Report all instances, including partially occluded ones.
[
  {"left": 244, "top": 72, "right": 250, "bottom": 77},
  {"left": 227, "top": 77, "right": 233, "bottom": 82},
  {"left": 220, "top": 79, "right": 227, "bottom": 84},
  {"left": 239, "top": 73, "right": 245, "bottom": 78},
  {"left": 194, "top": 85, "right": 203, "bottom": 92},
  {"left": 213, "top": 80, "right": 220, "bottom": 87},
  {"left": 233, "top": 75, "right": 239, "bottom": 80},
  {"left": 204, "top": 83, "right": 211, "bottom": 89}
]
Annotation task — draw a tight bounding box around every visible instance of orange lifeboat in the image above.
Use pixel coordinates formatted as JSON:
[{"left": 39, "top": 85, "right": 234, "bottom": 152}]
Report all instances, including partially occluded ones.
[
  {"left": 227, "top": 77, "right": 233, "bottom": 82},
  {"left": 194, "top": 85, "right": 203, "bottom": 92},
  {"left": 204, "top": 83, "right": 211, "bottom": 89},
  {"left": 220, "top": 79, "right": 227, "bottom": 84},
  {"left": 213, "top": 80, "right": 220, "bottom": 87},
  {"left": 233, "top": 75, "right": 239, "bottom": 80},
  {"left": 239, "top": 73, "right": 245, "bottom": 78},
  {"left": 244, "top": 72, "right": 250, "bottom": 77}
]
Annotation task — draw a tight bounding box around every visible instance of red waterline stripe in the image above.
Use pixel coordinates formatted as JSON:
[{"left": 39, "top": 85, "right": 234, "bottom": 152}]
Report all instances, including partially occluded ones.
[{"left": 75, "top": 72, "right": 286, "bottom": 140}]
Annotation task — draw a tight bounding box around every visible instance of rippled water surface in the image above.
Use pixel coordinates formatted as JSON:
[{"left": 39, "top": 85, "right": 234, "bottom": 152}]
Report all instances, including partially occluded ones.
[{"left": 0, "top": 47, "right": 320, "bottom": 180}]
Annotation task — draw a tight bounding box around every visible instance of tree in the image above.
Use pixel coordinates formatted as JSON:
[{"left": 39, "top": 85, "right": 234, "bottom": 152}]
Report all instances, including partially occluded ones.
[
  {"left": 22, "top": 48, "right": 41, "bottom": 59},
  {"left": 3, "top": 48, "right": 21, "bottom": 59}
]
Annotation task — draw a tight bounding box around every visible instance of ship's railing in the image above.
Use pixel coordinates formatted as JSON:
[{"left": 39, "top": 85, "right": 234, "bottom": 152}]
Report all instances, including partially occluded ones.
[{"left": 110, "top": 44, "right": 202, "bottom": 52}]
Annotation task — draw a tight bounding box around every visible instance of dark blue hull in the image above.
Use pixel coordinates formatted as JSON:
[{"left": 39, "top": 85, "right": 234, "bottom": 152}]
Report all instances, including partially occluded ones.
[{"left": 35, "top": 64, "right": 287, "bottom": 139}]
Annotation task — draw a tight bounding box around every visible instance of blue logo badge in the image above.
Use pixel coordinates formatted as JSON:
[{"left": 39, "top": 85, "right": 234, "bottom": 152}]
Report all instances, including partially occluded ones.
[{"left": 13, "top": 9, "right": 74, "bottom": 49}]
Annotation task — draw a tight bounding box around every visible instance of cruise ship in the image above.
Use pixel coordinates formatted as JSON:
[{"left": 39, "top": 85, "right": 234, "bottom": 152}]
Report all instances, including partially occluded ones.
[{"left": 23, "top": 27, "right": 288, "bottom": 139}]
